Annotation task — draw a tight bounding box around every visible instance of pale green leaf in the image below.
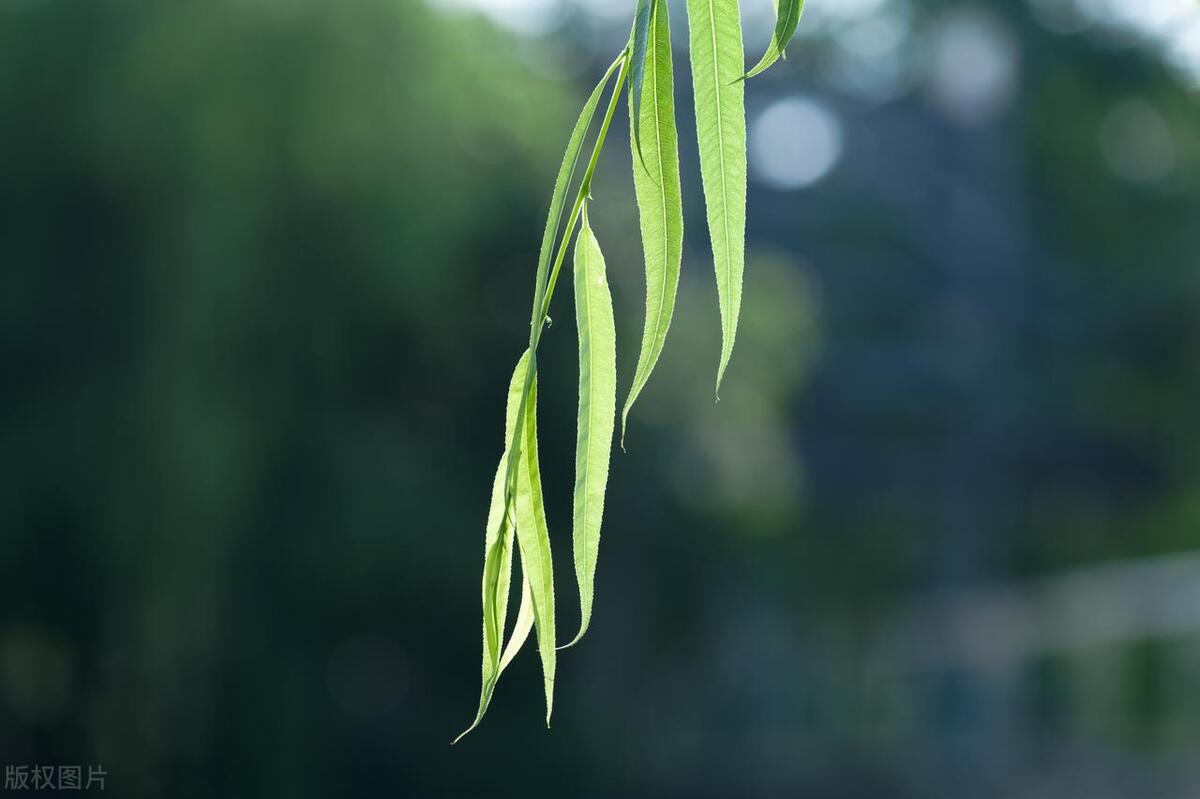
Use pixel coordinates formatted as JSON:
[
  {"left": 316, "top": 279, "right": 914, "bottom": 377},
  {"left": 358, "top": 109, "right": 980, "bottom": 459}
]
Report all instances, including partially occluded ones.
[
  {"left": 628, "top": 0, "right": 656, "bottom": 162},
  {"left": 743, "top": 0, "right": 803, "bottom": 79},
  {"left": 564, "top": 204, "right": 617, "bottom": 648},
  {"left": 458, "top": 57, "right": 631, "bottom": 742},
  {"left": 529, "top": 56, "right": 625, "bottom": 338},
  {"left": 499, "top": 569, "right": 534, "bottom": 672},
  {"left": 512, "top": 369, "right": 556, "bottom": 724},
  {"left": 454, "top": 350, "right": 531, "bottom": 744},
  {"left": 686, "top": 0, "right": 746, "bottom": 396},
  {"left": 621, "top": 0, "right": 683, "bottom": 444}
]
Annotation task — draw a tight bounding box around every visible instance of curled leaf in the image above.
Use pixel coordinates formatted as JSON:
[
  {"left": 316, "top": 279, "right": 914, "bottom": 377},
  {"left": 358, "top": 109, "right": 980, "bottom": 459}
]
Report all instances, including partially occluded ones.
[
  {"left": 455, "top": 350, "right": 531, "bottom": 744},
  {"left": 512, "top": 369, "right": 556, "bottom": 724},
  {"left": 500, "top": 568, "right": 534, "bottom": 672},
  {"left": 743, "top": 0, "right": 804, "bottom": 80}
]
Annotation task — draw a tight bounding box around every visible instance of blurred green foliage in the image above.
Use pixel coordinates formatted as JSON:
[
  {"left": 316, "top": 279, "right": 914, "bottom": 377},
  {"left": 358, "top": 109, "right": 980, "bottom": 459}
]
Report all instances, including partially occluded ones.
[
  {"left": 2, "top": 0, "right": 1200, "bottom": 796},
  {"left": 1, "top": 0, "right": 579, "bottom": 794}
]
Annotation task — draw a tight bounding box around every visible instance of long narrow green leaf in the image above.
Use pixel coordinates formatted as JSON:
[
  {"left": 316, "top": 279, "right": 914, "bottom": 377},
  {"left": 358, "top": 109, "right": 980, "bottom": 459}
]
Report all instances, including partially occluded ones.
[
  {"left": 686, "top": 0, "right": 746, "bottom": 396},
  {"left": 512, "top": 370, "right": 556, "bottom": 725},
  {"left": 529, "top": 55, "right": 624, "bottom": 339},
  {"left": 500, "top": 569, "right": 534, "bottom": 672},
  {"left": 743, "top": 0, "right": 803, "bottom": 79},
  {"left": 458, "top": 56, "right": 628, "bottom": 743},
  {"left": 564, "top": 204, "right": 617, "bottom": 648},
  {"left": 628, "top": 0, "right": 656, "bottom": 161},
  {"left": 454, "top": 350, "right": 531, "bottom": 744},
  {"left": 621, "top": 0, "right": 683, "bottom": 444}
]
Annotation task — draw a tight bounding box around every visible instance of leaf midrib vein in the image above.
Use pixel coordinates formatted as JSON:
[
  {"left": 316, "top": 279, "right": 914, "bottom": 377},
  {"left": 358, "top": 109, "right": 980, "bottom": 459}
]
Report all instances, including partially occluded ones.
[
  {"left": 578, "top": 232, "right": 597, "bottom": 602},
  {"left": 705, "top": 0, "right": 732, "bottom": 355},
  {"left": 522, "top": 402, "right": 553, "bottom": 642},
  {"left": 642, "top": 14, "right": 671, "bottom": 393}
]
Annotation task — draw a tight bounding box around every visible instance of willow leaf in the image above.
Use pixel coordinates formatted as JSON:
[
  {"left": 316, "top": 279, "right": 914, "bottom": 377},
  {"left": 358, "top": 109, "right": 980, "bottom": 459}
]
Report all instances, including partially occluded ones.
[
  {"left": 628, "top": 0, "right": 656, "bottom": 162},
  {"left": 457, "top": 58, "right": 626, "bottom": 742},
  {"left": 455, "top": 350, "right": 531, "bottom": 744},
  {"left": 686, "top": 0, "right": 746, "bottom": 396},
  {"left": 512, "top": 370, "right": 556, "bottom": 724},
  {"left": 563, "top": 205, "right": 617, "bottom": 648},
  {"left": 500, "top": 568, "right": 534, "bottom": 672},
  {"left": 529, "top": 56, "right": 624, "bottom": 338},
  {"left": 743, "top": 0, "right": 803, "bottom": 79},
  {"left": 621, "top": 0, "right": 683, "bottom": 445}
]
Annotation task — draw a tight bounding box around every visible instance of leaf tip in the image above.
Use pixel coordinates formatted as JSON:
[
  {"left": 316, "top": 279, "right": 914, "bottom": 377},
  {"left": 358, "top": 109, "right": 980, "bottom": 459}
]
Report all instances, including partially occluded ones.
[
  {"left": 559, "top": 620, "right": 590, "bottom": 650},
  {"left": 715, "top": 356, "right": 731, "bottom": 402},
  {"left": 451, "top": 723, "right": 477, "bottom": 746}
]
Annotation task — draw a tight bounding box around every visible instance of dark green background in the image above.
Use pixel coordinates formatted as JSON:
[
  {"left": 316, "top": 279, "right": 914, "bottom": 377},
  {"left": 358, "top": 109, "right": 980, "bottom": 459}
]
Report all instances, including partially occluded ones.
[{"left": 3, "top": 0, "right": 1199, "bottom": 795}]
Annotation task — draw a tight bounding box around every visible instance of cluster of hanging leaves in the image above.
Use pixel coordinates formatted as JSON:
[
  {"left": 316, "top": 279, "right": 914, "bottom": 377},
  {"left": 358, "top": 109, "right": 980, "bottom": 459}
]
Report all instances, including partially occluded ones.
[{"left": 456, "top": 0, "right": 804, "bottom": 742}]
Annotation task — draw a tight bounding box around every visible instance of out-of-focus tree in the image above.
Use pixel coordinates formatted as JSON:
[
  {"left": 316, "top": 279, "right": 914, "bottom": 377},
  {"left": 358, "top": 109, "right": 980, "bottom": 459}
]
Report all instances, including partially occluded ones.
[{"left": 0, "top": 1, "right": 572, "bottom": 795}]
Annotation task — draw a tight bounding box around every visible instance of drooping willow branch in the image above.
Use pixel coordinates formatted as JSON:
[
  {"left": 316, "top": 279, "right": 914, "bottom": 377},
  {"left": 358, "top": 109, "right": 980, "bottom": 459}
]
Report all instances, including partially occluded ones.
[{"left": 456, "top": 0, "right": 805, "bottom": 742}]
